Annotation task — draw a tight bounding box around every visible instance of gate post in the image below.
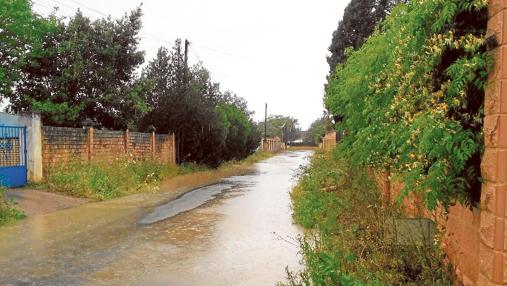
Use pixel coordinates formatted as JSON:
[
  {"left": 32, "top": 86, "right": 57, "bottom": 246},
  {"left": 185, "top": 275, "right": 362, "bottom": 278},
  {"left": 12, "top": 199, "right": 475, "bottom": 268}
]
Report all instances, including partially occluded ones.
[{"left": 478, "top": 1, "right": 507, "bottom": 284}]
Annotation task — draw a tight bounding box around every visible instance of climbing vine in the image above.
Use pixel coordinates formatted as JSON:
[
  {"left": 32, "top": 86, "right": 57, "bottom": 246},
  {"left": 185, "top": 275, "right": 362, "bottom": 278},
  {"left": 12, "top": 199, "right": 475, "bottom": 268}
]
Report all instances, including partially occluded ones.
[{"left": 325, "top": 0, "right": 489, "bottom": 209}]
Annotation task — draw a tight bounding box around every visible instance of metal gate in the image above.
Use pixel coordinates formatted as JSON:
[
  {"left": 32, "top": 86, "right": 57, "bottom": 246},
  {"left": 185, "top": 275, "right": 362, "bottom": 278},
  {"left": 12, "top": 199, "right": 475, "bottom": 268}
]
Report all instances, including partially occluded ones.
[{"left": 0, "top": 126, "right": 27, "bottom": 187}]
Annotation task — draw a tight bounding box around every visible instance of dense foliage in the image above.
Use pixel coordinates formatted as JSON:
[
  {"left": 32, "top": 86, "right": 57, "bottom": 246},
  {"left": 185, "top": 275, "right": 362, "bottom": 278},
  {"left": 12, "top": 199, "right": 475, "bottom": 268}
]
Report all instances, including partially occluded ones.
[
  {"left": 1, "top": 2, "right": 260, "bottom": 167},
  {"left": 327, "top": 0, "right": 401, "bottom": 75},
  {"left": 5, "top": 8, "right": 147, "bottom": 129},
  {"left": 0, "top": 0, "right": 55, "bottom": 99},
  {"left": 283, "top": 151, "right": 453, "bottom": 285},
  {"left": 325, "top": 0, "right": 489, "bottom": 209}
]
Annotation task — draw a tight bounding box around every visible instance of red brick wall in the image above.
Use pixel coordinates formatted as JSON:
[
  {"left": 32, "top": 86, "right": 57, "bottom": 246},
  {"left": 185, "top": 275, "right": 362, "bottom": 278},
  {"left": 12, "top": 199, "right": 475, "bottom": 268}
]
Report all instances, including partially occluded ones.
[
  {"left": 42, "top": 126, "right": 176, "bottom": 177},
  {"left": 42, "top": 126, "right": 88, "bottom": 176},
  {"left": 321, "top": 131, "right": 337, "bottom": 151},
  {"left": 92, "top": 130, "right": 125, "bottom": 162},
  {"left": 377, "top": 175, "right": 481, "bottom": 285}
]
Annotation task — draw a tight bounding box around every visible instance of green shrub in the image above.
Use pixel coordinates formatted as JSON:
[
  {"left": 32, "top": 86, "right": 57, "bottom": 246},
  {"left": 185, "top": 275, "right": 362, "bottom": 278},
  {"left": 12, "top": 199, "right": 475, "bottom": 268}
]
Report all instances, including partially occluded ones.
[{"left": 283, "top": 150, "right": 454, "bottom": 285}]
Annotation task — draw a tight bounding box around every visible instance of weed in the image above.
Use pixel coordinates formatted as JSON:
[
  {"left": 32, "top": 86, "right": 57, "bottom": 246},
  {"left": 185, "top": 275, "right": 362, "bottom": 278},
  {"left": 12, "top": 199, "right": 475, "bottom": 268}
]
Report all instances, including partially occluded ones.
[{"left": 0, "top": 187, "right": 25, "bottom": 225}]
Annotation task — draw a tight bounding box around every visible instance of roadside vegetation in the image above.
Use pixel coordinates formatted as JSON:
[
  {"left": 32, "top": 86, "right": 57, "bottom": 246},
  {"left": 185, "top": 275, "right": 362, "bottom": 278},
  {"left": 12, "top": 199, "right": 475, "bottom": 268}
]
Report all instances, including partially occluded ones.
[
  {"left": 283, "top": 150, "right": 453, "bottom": 285},
  {"left": 325, "top": 0, "right": 488, "bottom": 209},
  {"left": 0, "top": 187, "right": 25, "bottom": 226},
  {"left": 43, "top": 151, "right": 275, "bottom": 201}
]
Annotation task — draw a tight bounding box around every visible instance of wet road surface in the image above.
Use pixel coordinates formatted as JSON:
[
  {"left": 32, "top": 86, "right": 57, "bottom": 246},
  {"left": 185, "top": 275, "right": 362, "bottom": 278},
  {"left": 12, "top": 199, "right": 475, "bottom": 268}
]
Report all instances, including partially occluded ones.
[{"left": 0, "top": 151, "right": 312, "bottom": 285}]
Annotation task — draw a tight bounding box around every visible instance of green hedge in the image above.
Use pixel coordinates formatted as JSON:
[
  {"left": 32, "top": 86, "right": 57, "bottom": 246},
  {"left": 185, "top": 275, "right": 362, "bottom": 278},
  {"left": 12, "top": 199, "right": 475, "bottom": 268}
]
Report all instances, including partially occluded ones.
[{"left": 325, "top": 0, "right": 489, "bottom": 209}]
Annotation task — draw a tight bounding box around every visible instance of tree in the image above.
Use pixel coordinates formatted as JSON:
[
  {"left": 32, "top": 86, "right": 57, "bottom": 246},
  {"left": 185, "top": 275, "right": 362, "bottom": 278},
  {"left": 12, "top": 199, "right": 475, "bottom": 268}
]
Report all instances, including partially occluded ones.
[
  {"left": 0, "top": 0, "right": 55, "bottom": 101},
  {"left": 257, "top": 115, "right": 301, "bottom": 143},
  {"left": 140, "top": 40, "right": 259, "bottom": 166},
  {"left": 327, "top": 0, "right": 402, "bottom": 75},
  {"left": 6, "top": 8, "right": 146, "bottom": 129}
]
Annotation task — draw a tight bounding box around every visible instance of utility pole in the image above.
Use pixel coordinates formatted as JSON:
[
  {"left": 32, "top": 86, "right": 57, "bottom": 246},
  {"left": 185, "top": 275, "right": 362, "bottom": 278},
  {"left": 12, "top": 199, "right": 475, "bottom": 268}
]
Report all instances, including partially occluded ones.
[
  {"left": 264, "top": 103, "right": 267, "bottom": 141},
  {"left": 184, "top": 39, "right": 189, "bottom": 68},
  {"left": 177, "top": 39, "right": 190, "bottom": 164}
]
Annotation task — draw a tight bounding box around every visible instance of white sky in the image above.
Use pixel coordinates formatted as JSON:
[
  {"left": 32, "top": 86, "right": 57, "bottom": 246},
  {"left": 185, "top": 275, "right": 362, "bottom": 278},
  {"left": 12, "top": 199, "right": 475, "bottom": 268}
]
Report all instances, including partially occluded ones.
[{"left": 31, "top": 0, "right": 348, "bottom": 129}]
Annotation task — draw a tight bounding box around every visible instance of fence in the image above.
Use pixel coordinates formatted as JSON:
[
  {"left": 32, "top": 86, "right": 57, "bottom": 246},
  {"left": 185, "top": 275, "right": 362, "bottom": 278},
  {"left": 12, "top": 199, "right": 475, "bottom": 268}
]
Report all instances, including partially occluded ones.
[{"left": 42, "top": 126, "right": 176, "bottom": 177}]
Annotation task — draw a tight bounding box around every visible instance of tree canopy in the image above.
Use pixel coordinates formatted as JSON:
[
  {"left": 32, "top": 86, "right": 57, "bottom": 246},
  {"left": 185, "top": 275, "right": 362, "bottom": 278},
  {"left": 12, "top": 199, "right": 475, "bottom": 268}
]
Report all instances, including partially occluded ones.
[
  {"left": 327, "top": 0, "right": 402, "bottom": 75},
  {"left": 1, "top": 2, "right": 262, "bottom": 167},
  {"left": 257, "top": 115, "right": 300, "bottom": 143}
]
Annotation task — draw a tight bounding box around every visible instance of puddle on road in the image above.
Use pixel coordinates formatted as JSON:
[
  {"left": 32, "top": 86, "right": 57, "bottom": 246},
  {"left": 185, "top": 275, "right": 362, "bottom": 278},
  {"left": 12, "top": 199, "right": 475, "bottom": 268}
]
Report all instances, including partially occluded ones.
[
  {"left": 0, "top": 151, "right": 313, "bottom": 286},
  {"left": 138, "top": 176, "right": 256, "bottom": 225}
]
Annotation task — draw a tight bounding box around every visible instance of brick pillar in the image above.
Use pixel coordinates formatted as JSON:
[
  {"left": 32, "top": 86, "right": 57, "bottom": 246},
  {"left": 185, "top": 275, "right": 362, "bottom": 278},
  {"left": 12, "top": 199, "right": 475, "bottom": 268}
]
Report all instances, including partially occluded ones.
[
  {"left": 479, "top": 2, "right": 507, "bottom": 284},
  {"left": 87, "top": 127, "right": 94, "bottom": 162},
  {"left": 171, "top": 133, "right": 176, "bottom": 164},
  {"left": 124, "top": 129, "right": 129, "bottom": 155},
  {"left": 151, "top": 131, "right": 156, "bottom": 160}
]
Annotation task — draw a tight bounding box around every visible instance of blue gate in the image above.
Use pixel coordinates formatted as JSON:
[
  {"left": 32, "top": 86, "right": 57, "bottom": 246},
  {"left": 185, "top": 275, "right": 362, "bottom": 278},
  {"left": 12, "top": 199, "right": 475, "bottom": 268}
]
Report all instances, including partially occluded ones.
[{"left": 0, "top": 126, "right": 27, "bottom": 188}]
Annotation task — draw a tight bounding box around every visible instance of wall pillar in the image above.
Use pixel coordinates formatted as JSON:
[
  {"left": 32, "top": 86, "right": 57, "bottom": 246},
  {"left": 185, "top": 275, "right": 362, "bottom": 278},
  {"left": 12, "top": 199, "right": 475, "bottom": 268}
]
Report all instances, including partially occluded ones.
[
  {"left": 151, "top": 131, "right": 156, "bottom": 160},
  {"left": 87, "top": 127, "right": 94, "bottom": 162},
  {"left": 171, "top": 133, "right": 176, "bottom": 164},
  {"left": 479, "top": 1, "right": 507, "bottom": 284},
  {"left": 124, "top": 129, "right": 129, "bottom": 154}
]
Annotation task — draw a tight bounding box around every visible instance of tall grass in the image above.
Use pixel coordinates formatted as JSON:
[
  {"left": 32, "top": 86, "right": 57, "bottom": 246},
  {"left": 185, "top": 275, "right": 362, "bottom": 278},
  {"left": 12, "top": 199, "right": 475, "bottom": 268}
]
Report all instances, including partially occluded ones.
[
  {"left": 282, "top": 150, "right": 454, "bottom": 285},
  {"left": 44, "top": 151, "right": 274, "bottom": 201},
  {"left": 45, "top": 157, "right": 181, "bottom": 200},
  {"left": 0, "top": 187, "right": 25, "bottom": 225}
]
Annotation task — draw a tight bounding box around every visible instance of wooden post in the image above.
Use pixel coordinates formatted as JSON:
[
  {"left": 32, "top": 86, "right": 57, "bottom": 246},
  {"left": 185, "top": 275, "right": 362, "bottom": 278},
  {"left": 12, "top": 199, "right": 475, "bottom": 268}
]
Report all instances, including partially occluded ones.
[{"left": 87, "top": 127, "right": 94, "bottom": 162}]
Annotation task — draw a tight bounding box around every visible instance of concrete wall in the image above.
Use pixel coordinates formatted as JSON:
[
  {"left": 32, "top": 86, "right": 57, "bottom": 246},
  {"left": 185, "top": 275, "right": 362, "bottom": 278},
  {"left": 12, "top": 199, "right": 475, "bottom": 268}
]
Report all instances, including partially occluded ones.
[
  {"left": 42, "top": 126, "right": 176, "bottom": 177},
  {"left": 0, "top": 112, "right": 43, "bottom": 182}
]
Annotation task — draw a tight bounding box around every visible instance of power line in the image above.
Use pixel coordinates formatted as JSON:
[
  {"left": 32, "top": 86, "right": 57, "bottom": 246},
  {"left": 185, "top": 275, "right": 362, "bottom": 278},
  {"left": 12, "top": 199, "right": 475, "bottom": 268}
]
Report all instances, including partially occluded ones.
[{"left": 66, "top": 0, "right": 108, "bottom": 17}]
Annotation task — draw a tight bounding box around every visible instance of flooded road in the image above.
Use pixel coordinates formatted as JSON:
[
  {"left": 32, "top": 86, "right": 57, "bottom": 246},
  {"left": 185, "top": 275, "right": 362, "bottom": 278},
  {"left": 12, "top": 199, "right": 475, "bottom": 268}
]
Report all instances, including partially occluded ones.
[{"left": 0, "top": 151, "right": 311, "bottom": 285}]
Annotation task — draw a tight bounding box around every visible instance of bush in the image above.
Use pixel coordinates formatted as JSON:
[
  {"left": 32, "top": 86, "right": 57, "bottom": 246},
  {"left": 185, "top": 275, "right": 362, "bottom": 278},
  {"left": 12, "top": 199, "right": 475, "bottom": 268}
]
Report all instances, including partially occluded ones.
[{"left": 283, "top": 150, "right": 454, "bottom": 285}]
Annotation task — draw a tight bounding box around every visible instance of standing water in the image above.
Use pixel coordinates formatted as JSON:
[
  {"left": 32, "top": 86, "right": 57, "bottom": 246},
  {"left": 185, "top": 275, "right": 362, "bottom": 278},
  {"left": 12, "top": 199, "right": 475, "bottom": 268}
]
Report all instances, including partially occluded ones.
[{"left": 0, "top": 151, "right": 312, "bottom": 285}]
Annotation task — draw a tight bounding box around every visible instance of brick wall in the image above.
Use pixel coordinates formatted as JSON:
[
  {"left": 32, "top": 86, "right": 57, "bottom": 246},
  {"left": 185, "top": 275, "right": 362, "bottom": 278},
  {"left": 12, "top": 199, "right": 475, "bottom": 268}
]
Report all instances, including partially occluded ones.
[
  {"left": 374, "top": 174, "right": 481, "bottom": 285},
  {"left": 321, "top": 131, "right": 337, "bottom": 151},
  {"left": 478, "top": 1, "right": 507, "bottom": 284},
  {"left": 42, "top": 127, "right": 88, "bottom": 176},
  {"left": 42, "top": 126, "right": 176, "bottom": 177},
  {"left": 367, "top": 2, "right": 507, "bottom": 285},
  {"left": 262, "top": 137, "right": 283, "bottom": 152}
]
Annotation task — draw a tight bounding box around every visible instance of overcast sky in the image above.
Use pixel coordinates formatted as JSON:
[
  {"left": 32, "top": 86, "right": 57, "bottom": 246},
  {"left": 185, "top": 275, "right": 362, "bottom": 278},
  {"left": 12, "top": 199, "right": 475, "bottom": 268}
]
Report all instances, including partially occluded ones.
[{"left": 31, "top": 0, "right": 348, "bottom": 129}]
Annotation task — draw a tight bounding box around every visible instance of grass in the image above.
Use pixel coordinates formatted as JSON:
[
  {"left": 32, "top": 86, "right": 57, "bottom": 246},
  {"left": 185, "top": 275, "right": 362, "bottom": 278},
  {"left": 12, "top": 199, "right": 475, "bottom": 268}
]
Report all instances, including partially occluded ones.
[
  {"left": 0, "top": 187, "right": 25, "bottom": 226},
  {"left": 281, "top": 149, "right": 454, "bottom": 285},
  {"left": 42, "top": 151, "right": 275, "bottom": 201}
]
